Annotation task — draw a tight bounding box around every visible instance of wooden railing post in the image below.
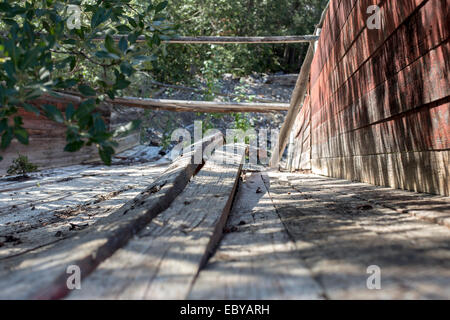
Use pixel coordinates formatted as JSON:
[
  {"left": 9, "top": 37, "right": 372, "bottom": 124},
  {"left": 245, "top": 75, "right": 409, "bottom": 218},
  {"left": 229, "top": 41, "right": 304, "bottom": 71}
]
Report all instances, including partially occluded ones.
[{"left": 269, "top": 2, "right": 330, "bottom": 168}]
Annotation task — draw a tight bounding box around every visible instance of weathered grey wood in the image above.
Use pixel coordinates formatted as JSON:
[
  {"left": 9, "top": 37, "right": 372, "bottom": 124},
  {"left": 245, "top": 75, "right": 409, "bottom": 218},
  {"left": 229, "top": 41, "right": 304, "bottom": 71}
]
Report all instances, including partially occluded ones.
[
  {"left": 266, "top": 172, "right": 450, "bottom": 299},
  {"left": 67, "top": 144, "right": 246, "bottom": 299},
  {"left": 0, "top": 163, "right": 168, "bottom": 260},
  {"left": 49, "top": 91, "right": 289, "bottom": 114},
  {"left": 166, "top": 35, "right": 319, "bottom": 44},
  {"left": 287, "top": 174, "right": 450, "bottom": 229},
  {"left": 49, "top": 92, "right": 289, "bottom": 113},
  {"left": 111, "top": 97, "right": 289, "bottom": 113},
  {"left": 188, "top": 172, "right": 323, "bottom": 300},
  {"left": 105, "top": 35, "right": 319, "bottom": 44},
  {"left": 270, "top": 2, "right": 329, "bottom": 167},
  {"left": 0, "top": 133, "right": 221, "bottom": 300}
]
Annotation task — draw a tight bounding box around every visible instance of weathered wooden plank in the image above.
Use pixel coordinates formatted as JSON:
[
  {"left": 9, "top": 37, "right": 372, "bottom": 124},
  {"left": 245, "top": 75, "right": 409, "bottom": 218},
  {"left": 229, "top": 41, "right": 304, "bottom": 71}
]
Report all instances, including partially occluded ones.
[
  {"left": 0, "top": 162, "right": 168, "bottom": 260},
  {"left": 267, "top": 172, "right": 450, "bottom": 299},
  {"left": 67, "top": 144, "right": 246, "bottom": 299},
  {"left": 0, "top": 133, "right": 221, "bottom": 299},
  {"left": 107, "top": 35, "right": 319, "bottom": 44},
  {"left": 288, "top": 175, "right": 450, "bottom": 229},
  {"left": 111, "top": 97, "right": 289, "bottom": 113},
  {"left": 188, "top": 172, "right": 323, "bottom": 300}
]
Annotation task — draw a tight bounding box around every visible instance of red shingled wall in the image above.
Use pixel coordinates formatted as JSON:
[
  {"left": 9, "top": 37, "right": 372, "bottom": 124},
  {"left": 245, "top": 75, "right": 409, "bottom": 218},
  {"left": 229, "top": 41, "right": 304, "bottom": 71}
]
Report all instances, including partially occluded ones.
[{"left": 290, "top": 0, "right": 449, "bottom": 196}]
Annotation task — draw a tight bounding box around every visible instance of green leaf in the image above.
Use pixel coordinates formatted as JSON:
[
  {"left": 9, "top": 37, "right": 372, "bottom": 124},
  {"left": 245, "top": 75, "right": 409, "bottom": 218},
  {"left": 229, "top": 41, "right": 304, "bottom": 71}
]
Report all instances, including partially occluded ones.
[
  {"left": 95, "top": 50, "right": 120, "bottom": 60},
  {"left": 69, "top": 56, "right": 76, "bottom": 71},
  {"left": 61, "top": 79, "right": 78, "bottom": 89},
  {"left": 152, "top": 33, "right": 161, "bottom": 46},
  {"left": 64, "top": 140, "right": 84, "bottom": 152},
  {"left": 13, "top": 116, "right": 23, "bottom": 127},
  {"left": 128, "top": 32, "right": 138, "bottom": 44},
  {"left": 78, "top": 84, "right": 96, "bottom": 97},
  {"left": 92, "top": 113, "right": 106, "bottom": 133},
  {"left": 3, "top": 60, "right": 16, "bottom": 81},
  {"left": 116, "top": 24, "right": 132, "bottom": 33},
  {"left": 22, "top": 103, "right": 40, "bottom": 115},
  {"left": 106, "top": 90, "right": 115, "bottom": 100},
  {"left": 127, "top": 17, "right": 137, "bottom": 28},
  {"left": 118, "top": 36, "right": 128, "bottom": 53},
  {"left": 74, "top": 99, "right": 96, "bottom": 120},
  {"left": 14, "top": 127, "right": 29, "bottom": 145},
  {"left": 91, "top": 7, "right": 108, "bottom": 29},
  {"left": 43, "top": 104, "right": 64, "bottom": 123},
  {"left": 120, "top": 61, "right": 134, "bottom": 76},
  {"left": 65, "top": 103, "right": 75, "bottom": 120},
  {"left": 0, "top": 3, "right": 12, "bottom": 12},
  {"left": 99, "top": 146, "right": 114, "bottom": 165},
  {"left": 155, "top": 1, "right": 168, "bottom": 13},
  {"left": 0, "top": 119, "right": 7, "bottom": 134},
  {"left": 105, "top": 35, "right": 118, "bottom": 54},
  {"left": 114, "top": 78, "right": 131, "bottom": 90}
]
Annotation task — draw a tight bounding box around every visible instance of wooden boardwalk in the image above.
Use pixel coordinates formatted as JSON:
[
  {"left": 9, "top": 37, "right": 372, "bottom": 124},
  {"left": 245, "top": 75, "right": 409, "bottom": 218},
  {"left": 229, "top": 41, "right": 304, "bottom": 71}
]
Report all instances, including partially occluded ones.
[{"left": 0, "top": 149, "right": 449, "bottom": 299}]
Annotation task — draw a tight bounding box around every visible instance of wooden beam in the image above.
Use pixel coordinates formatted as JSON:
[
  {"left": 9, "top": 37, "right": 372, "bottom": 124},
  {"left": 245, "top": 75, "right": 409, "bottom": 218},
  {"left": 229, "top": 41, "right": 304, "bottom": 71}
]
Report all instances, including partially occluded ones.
[
  {"left": 110, "top": 97, "right": 289, "bottom": 113},
  {"left": 0, "top": 133, "right": 222, "bottom": 299},
  {"left": 48, "top": 92, "right": 289, "bottom": 113},
  {"left": 270, "top": 1, "right": 330, "bottom": 167},
  {"left": 5, "top": 33, "right": 319, "bottom": 45},
  {"left": 67, "top": 144, "right": 246, "bottom": 299},
  {"left": 269, "top": 44, "right": 315, "bottom": 166},
  {"left": 189, "top": 172, "right": 323, "bottom": 299},
  {"left": 267, "top": 172, "right": 450, "bottom": 299},
  {"left": 163, "top": 35, "right": 319, "bottom": 44},
  {"left": 105, "top": 35, "right": 319, "bottom": 44}
]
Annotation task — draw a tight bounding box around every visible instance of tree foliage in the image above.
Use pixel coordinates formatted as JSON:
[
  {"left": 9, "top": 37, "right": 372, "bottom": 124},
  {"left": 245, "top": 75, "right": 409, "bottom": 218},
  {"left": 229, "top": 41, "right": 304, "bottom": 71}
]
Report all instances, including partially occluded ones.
[
  {"left": 0, "top": 0, "right": 173, "bottom": 164},
  {"left": 153, "top": 0, "right": 328, "bottom": 83}
]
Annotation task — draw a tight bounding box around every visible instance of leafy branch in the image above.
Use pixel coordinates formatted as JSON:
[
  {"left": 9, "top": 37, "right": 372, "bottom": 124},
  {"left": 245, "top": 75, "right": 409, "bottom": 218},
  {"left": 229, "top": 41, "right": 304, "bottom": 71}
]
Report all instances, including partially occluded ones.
[{"left": 0, "top": 0, "right": 174, "bottom": 164}]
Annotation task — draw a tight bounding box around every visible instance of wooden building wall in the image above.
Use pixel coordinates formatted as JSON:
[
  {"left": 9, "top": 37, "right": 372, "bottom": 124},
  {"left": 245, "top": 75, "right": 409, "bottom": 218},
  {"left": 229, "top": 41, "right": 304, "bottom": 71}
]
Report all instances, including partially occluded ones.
[
  {"left": 0, "top": 97, "right": 140, "bottom": 175},
  {"left": 289, "top": 0, "right": 449, "bottom": 196}
]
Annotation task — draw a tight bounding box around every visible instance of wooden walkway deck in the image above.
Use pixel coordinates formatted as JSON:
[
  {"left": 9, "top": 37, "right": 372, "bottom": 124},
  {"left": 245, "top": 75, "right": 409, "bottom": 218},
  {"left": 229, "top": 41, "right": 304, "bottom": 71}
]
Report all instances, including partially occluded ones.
[{"left": 0, "top": 147, "right": 449, "bottom": 299}]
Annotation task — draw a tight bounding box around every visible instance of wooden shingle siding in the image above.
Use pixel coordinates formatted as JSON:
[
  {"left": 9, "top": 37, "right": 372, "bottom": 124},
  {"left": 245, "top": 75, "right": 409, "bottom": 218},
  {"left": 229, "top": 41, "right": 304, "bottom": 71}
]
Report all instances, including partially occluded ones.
[{"left": 289, "top": 0, "right": 449, "bottom": 196}]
